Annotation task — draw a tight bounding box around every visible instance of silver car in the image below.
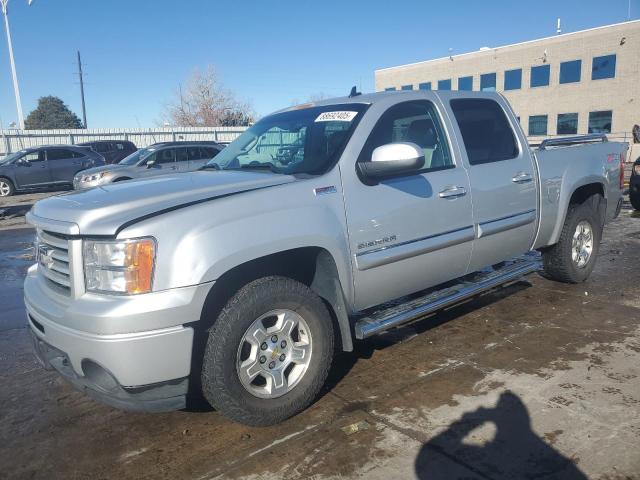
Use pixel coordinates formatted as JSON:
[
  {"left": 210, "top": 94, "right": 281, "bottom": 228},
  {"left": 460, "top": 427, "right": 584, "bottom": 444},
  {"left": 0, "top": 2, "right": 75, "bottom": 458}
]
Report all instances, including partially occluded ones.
[{"left": 73, "top": 142, "right": 223, "bottom": 189}]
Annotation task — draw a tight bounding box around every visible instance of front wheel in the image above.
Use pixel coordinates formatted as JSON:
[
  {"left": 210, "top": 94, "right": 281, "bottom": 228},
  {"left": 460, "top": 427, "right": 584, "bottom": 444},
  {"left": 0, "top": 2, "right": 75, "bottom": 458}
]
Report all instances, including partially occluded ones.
[
  {"left": 541, "top": 199, "right": 602, "bottom": 283},
  {"left": 631, "top": 192, "right": 640, "bottom": 211},
  {"left": 0, "top": 178, "right": 15, "bottom": 197},
  {"left": 201, "top": 276, "right": 334, "bottom": 426}
]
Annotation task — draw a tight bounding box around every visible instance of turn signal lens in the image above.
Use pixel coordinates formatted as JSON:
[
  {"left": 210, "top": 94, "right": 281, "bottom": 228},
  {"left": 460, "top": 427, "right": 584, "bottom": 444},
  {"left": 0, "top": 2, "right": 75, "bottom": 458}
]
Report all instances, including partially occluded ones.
[{"left": 83, "top": 237, "right": 156, "bottom": 295}]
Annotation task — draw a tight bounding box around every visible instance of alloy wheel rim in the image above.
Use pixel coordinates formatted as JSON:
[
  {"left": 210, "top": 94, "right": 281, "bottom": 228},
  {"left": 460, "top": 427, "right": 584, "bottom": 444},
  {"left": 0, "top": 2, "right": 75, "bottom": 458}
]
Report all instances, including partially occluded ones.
[
  {"left": 572, "top": 220, "right": 593, "bottom": 268},
  {"left": 236, "top": 309, "right": 312, "bottom": 399},
  {"left": 0, "top": 181, "right": 10, "bottom": 196}
]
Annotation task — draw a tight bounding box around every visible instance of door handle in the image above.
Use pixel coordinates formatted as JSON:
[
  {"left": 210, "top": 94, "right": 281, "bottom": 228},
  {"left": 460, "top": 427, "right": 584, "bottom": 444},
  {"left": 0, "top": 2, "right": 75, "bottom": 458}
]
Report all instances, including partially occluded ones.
[
  {"left": 438, "top": 186, "right": 467, "bottom": 199},
  {"left": 512, "top": 172, "right": 533, "bottom": 184}
]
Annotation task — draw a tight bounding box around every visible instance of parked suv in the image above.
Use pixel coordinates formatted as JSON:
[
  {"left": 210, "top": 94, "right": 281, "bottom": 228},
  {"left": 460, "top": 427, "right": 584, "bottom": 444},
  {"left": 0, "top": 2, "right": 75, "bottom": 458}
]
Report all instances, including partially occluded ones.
[
  {"left": 78, "top": 140, "right": 137, "bottom": 164},
  {"left": 73, "top": 142, "right": 223, "bottom": 189},
  {"left": 630, "top": 156, "right": 640, "bottom": 210},
  {"left": 0, "top": 145, "right": 105, "bottom": 197}
]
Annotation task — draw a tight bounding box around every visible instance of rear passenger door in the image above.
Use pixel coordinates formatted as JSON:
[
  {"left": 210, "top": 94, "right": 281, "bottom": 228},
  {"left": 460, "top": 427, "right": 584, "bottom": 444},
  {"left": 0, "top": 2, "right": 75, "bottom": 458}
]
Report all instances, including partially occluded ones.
[
  {"left": 187, "top": 146, "right": 219, "bottom": 171},
  {"left": 343, "top": 99, "right": 474, "bottom": 310},
  {"left": 448, "top": 97, "right": 537, "bottom": 272},
  {"left": 46, "top": 148, "right": 86, "bottom": 183},
  {"left": 174, "top": 147, "right": 191, "bottom": 172}
]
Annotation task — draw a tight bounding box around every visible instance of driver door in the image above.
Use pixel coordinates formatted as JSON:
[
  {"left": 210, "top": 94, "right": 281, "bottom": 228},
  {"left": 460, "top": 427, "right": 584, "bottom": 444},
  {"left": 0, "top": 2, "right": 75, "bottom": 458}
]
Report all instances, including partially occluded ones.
[
  {"left": 14, "top": 151, "right": 51, "bottom": 187},
  {"left": 342, "top": 99, "right": 474, "bottom": 311},
  {"left": 140, "top": 148, "right": 177, "bottom": 177}
]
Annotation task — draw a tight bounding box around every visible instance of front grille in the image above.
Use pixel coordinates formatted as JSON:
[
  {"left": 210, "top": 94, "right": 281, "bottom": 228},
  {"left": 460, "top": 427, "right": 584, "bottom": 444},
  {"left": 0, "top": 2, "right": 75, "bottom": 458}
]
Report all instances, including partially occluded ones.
[{"left": 38, "top": 230, "right": 72, "bottom": 295}]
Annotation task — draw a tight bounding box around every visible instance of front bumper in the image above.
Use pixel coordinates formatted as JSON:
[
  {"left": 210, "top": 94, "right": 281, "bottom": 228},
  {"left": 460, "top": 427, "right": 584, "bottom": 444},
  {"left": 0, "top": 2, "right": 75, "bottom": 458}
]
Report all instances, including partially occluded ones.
[
  {"left": 25, "top": 267, "right": 213, "bottom": 411},
  {"left": 31, "top": 330, "right": 188, "bottom": 412}
]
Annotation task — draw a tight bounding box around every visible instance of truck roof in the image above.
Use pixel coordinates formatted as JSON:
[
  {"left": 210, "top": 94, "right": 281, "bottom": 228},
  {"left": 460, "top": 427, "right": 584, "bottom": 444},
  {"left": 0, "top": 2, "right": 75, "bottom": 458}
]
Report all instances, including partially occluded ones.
[{"left": 277, "top": 90, "right": 504, "bottom": 114}]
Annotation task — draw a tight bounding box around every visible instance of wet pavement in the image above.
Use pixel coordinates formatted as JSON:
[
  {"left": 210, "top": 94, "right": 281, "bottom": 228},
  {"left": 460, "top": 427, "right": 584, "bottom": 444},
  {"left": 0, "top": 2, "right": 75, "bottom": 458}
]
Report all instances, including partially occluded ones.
[{"left": 1, "top": 204, "right": 639, "bottom": 479}]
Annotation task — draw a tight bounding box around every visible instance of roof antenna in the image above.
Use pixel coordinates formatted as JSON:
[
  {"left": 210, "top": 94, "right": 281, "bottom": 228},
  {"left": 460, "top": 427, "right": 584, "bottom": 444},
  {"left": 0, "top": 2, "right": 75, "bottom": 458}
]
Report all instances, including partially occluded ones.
[{"left": 349, "top": 85, "right": 361, "bottom": 98}]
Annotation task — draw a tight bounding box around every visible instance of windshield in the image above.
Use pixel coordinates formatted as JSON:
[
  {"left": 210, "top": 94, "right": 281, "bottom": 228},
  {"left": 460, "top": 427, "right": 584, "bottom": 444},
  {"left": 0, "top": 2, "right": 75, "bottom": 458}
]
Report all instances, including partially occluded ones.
[
  {"left": 0, "top": 150, "right": 27, "bottom": 165},
  {"left": 204, "top": 103, "right": 368, "bottom": 175},
  {"left": 118, "top": 148, "right": 155, "bottom": 166}
]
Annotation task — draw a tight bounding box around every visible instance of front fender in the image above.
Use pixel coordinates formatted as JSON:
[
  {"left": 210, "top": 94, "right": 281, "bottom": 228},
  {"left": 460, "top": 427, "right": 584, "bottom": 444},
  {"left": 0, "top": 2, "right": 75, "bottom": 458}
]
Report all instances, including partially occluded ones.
[{"left": 118, "top": 174, "right": 355, "bottom": 307}]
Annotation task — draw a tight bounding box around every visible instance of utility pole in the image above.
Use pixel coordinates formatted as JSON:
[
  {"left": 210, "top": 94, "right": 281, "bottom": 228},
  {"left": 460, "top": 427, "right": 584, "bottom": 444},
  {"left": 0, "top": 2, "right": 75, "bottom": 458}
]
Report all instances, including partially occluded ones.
[
  {"left": 1, "top": 0, "right": 25, "bottom": 129},
  {"left": 77, "top": 50, "right": 87, "bottom": 129}
]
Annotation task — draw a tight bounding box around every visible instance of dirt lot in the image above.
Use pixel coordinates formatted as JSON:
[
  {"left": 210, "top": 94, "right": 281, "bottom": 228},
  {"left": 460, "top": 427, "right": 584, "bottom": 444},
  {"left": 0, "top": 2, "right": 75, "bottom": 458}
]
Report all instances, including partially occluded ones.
[
  {"left": 0, "top": 200, "right": 639, "bottom": 479},
  {"left": 0, "top": 190, "right": 64, "bottom": 230}
]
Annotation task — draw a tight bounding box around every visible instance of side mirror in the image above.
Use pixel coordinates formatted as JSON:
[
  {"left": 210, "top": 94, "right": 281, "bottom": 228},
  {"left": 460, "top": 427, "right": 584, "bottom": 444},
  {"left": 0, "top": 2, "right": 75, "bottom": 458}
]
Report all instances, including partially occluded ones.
[
  {"left": 146, "top": 159, "right": 156, "bottom": 168},
  {"left": 358, "top": 142, "right": 425, "bottom": 180}
]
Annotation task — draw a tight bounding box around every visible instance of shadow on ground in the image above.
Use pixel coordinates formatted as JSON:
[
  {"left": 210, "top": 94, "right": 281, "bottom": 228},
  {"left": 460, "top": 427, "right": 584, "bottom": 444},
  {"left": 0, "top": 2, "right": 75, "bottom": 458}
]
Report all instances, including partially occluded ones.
[{"left": 415, "top": 391, "right": 587, "bottom": 479}]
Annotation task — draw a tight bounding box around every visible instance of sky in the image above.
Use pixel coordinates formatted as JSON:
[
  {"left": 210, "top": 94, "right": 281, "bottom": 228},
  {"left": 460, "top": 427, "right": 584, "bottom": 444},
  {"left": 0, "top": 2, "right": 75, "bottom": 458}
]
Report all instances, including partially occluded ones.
[{"left": 0, "top": 0, "right": 638, "bottom": 129}]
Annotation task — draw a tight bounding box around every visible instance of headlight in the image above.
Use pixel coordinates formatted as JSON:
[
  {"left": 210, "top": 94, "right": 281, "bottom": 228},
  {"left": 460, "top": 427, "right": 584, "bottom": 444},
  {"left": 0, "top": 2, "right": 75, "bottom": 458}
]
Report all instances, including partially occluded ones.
[
  {"left": 81, "top": 171, "right": 109, "bottom": 183},
  {"left": 83, "top": 237, "right": 156, "bottom": 294}
]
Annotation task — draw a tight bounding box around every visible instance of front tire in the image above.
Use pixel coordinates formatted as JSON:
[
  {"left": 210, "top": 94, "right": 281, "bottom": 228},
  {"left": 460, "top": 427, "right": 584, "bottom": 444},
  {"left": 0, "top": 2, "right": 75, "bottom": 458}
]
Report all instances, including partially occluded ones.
[
  {"left": 631, "top": 192, "right": 640, "bottom": 211},
  {"left": 542, "top": 199, "right": 602, "bottom": 283},
  {"left": 201, "top": 276, "right": 334, "bottom": 426},
  {"left": 0, "top": 178, "right": 15, "bottom": 197}
]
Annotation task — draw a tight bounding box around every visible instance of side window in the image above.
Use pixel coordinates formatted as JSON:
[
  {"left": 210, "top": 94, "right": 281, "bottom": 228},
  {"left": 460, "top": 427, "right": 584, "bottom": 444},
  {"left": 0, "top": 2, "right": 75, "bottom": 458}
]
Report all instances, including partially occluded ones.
[
  {"left": 115, "top": 143, "right": 125, "bottom": 150},
  {"left": 71, "top": 150, "right": 86, "bottom": 158},
  {"left": 94, "top": 143, "right": 111, "bottom": 153},
  {"left": 22, "top": 151, "right": 43, "bottom": 163},
  {"left": 450, "top": 99, "right": 519, "bottom": 165},
  {"left": 187, "top": 146, "right": 202, "bottom": 161},
  {"left": 358, "top": 100, "right": 453, "bottom": 172},
  {"left": 175, "top": 147, "right": 189, "bottom": 162},
  {"left": 201, "top": 147, "right": 220, "bottom": 159},
  {"left": 46, "top": 149, "right": 74, "bottom": 161},
  {"left": 155, "top": 149, "right": 176, "bottom": 164}
]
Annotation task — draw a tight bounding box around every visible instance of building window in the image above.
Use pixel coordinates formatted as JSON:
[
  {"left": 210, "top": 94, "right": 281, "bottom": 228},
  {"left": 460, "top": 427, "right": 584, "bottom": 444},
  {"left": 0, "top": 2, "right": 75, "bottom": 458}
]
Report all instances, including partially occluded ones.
[
  {"left": 458, "top": 76, "right": 473, "bottom": 91},
  {"left": 588, "top": 110, "right": 612, "bottom": 133},
  {"left": 401, "top": 84, "right": 413, "bottom": 90},
  {"left": 531, "top": 65, "right": 550, "bottom": 87},
  {"left": 557, "top": 113, "right": 578, "bottom": 134},
  {"left": 592, "top": 54, "right": 616, "bottom": 80},
  {"left": 480, "top": 73, "right": 496, "bottom": 92},
  {"left": 419, "top": 82, "right": 431, "bottom": 90},
  {"left": 559, "top": 60, "right": 581, "bottom": 84},
  {"left": 437, "top": 79, "right": 451, "bottom": 90},
  {"left": 504, "top": 69, "right": 522, "bottom": 90},
  {"left": 384, "top": 87, "right": 396, "bottom": 91},
  {"left": 528, "top": 115, "right": 548, "bottom": 136}
]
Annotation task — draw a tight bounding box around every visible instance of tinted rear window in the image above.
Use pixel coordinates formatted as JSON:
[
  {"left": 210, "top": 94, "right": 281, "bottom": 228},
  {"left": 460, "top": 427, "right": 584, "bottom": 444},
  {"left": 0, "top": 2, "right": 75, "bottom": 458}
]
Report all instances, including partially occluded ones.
[{"left": 450, "top": 99, "right": 519, "bottom": 165}]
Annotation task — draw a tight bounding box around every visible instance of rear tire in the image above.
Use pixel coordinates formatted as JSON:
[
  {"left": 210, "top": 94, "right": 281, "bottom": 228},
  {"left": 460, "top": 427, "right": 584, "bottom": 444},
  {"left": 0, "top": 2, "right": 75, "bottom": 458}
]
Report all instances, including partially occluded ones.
[
  {"left": 0, "top": 178, "right": 15, "bottom": 197},
  {"left": 201, "top": 276, "right": 334, "bottom": 426},
  {"left": 541, "top": 198, "right": 602, "bottom": 283}
]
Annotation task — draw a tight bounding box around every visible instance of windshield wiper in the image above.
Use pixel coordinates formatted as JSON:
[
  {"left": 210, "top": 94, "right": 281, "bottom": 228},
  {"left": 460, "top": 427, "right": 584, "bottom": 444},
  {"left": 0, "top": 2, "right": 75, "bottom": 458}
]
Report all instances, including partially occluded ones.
[{"left": 235, "top": 163, "right": 280, "bottom": 173}]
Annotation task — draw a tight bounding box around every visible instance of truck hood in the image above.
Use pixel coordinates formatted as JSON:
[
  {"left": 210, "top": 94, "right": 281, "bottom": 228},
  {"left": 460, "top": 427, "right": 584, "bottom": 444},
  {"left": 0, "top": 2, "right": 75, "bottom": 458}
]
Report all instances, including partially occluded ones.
[{"left": 29, "top": 171, "right": 296, "bottom": 236}]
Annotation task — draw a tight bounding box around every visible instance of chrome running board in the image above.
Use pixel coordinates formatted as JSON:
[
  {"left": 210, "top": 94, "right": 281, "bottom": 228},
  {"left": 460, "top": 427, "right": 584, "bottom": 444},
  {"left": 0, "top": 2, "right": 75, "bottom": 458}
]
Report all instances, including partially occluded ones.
[{"left": 354, "top": 254, "right": 540, "bottom": 340}]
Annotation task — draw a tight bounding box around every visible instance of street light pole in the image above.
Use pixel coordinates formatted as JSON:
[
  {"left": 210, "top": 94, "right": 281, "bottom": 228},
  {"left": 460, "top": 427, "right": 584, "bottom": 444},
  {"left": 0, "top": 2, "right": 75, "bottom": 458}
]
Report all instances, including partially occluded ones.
[{"left": 1, "top": 0, "right": 26, "bottom": 130}]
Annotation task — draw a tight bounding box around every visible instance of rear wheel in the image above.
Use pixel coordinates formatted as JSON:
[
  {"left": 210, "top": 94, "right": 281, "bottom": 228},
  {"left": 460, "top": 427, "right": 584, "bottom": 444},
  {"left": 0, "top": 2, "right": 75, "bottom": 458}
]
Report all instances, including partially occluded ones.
[
  {"left": 542, "top": 198, "right": 602, "bottom": 283},
  {"left": 201, "top": 276, "right": 334, "bottom": 426},
  {"left": 0, "top": 178, "right": 15, "bottom": 197}
]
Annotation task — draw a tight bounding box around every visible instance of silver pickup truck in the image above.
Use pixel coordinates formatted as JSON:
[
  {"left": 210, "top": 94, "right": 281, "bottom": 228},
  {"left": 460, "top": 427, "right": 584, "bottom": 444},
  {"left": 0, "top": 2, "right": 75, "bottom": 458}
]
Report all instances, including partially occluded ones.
[{"left": 25, "top": 91, "right": 626, "bottom": 426}]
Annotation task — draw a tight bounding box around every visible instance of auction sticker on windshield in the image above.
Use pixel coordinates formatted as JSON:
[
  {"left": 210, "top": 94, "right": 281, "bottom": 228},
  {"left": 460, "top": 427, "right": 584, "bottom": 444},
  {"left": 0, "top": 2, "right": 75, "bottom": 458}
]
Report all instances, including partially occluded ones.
[{"left": 315, "top": 111, "right": 358, "bottom": 122}]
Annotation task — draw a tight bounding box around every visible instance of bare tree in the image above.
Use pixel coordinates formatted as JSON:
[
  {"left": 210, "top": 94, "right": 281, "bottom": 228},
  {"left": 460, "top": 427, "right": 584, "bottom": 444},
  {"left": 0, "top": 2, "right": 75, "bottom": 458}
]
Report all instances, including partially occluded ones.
[{"left": 164, "top": 66, "right": 254, "bottom": 127}]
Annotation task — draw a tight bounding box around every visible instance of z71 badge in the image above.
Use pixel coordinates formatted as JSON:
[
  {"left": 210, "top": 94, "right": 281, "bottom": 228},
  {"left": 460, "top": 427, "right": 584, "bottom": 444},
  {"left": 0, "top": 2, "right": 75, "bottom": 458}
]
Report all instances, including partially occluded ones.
[{"left": 357, "top": 235, "right": 397, "bottom": 250}]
